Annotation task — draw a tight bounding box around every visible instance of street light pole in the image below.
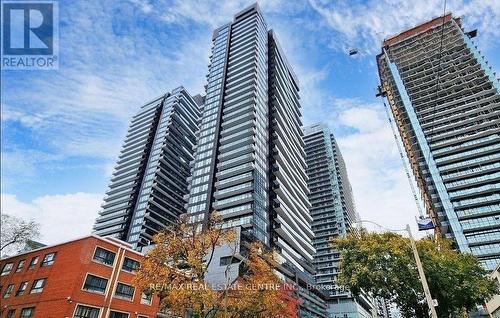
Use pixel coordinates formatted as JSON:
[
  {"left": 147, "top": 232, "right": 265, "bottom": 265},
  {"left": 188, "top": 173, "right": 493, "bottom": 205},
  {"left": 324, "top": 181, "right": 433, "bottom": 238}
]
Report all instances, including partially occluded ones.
[{"left": 406, "top": 224, "right": 438, "bottom": 318}]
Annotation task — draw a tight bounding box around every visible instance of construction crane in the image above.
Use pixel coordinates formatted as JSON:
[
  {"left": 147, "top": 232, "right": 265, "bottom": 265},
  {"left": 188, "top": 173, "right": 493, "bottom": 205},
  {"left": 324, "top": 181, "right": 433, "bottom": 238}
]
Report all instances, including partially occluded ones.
[{"left": 380, "top": 95, "right": 425, "bottom": 218}]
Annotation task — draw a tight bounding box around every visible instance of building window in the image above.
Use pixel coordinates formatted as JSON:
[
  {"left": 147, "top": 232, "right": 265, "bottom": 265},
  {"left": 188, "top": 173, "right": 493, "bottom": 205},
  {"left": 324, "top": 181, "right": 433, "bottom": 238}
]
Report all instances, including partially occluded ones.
[
  {"left": 16, "top": 281, "right": 28, "bottom": 296},
  {"left": 83, "top": 274, "right": 108, "bottom": 294},
  {"left": 3, "top": 284, "right": 14, "bottom": 298},
  {"left": 93, "top": 247, "right": 116, "bottom": 266},
  {"left": 20, "top": 307, "right": 35, "bottom": 318},
  {"left": 16, "top": 260, "right": 26, "bottom": 272},
  {"left": 122, "top": 257, "right": 140, "bottom": 272},
  {"left": 6, "top": 309, "right": 15, "bottom": 318},
  {"left": 74, "top": 304, "right": 100, "bottom": 318},
  {"left": 1, "top": 263, "right": 13, "bottom": 276},
  {"left": 109, "top": 311, "right": 129, "bottom": 318},
  {"left": 30, "top": 279, "right": 46, "bottom": 294},
  {"left": 115, "top": 282, "right": 134, "bottom": 300},
  {"left": 41, "top": 252, "right": 56, "bottom": 267},
  {"left": 28, "top": 256, "right": 39, "bottom": 269},
  {"left": 140, "top": 292, "right": 152, "bottom": 305}
]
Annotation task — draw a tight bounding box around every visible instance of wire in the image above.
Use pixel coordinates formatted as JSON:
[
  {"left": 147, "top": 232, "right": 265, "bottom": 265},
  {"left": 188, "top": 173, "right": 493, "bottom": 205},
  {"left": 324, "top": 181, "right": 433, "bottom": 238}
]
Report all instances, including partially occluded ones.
[
  {"left": 424, "top": 0, "right": 448, "bottom": 165},
  {"left": 353, "top": 219, "right": 408, "bottom": 234},
  {"left": 383, "top": 101, "right": 425, "bottom": 217}
]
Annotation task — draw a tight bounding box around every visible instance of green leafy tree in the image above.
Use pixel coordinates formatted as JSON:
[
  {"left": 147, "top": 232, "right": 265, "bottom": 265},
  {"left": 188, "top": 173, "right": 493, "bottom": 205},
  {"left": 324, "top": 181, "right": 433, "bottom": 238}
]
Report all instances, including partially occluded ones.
[{"left": 333, "top": 232, "right": 498, "bottom": 318}]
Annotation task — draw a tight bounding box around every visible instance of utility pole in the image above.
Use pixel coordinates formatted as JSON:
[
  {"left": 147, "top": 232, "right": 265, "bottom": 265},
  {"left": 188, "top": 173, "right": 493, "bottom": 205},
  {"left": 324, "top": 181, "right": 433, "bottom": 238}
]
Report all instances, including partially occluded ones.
[{"left": 406, "top": 224, "right": 438, "bottom": 318}]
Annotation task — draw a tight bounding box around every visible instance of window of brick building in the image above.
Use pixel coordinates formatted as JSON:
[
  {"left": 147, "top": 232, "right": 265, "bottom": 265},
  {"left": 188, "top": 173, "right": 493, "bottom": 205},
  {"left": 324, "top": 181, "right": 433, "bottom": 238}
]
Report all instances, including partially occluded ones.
[
  {"left": 115, "top": 282, "right": 134, "bottom": 300},
  {"left": 74, "top": 305, "right": 100, "bottom": 318},
  {"left": 20, "top": 307, "right": 35, "bottom": 318},
  {"left": 109, "top": 311, "right": 129, "bottom": 318},
  {"left": 30, "top": 279, "right": 46, "bottom": 294},
  {"left": 41, "top": 252, "right": 56, "bottom": 267},
  {"left": 122, "top": 257, "right": 139, "bottom": 272},
  {"left": 83, "top": 274, "right": 108, "bottom": 294},
  {"left": 93, "top": 247, "right": 116, "bottom": 266},
  {"left": 28, "top": 256, "right": 39, "bottom": 269},
  {"left": 140, "top": 292, "right": 152, "bottom": 305},
  {"left": 1, "top": 263, "right": 13, "bottom": 276},
  {"left": 16, "top": 281, "right": 28, "bottom": 296},
  {"left": 16, "top": 260, "right": 26, "bottom": 272},
  {"left": 3, "top": 284, "right": 14, "bottom": 298}
]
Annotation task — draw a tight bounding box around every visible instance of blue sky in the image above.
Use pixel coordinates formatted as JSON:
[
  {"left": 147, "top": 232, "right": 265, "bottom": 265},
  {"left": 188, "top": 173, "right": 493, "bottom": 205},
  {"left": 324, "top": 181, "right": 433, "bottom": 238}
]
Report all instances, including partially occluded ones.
[{"left": 2, "top": 0, "right": 500, "bottom": 244}]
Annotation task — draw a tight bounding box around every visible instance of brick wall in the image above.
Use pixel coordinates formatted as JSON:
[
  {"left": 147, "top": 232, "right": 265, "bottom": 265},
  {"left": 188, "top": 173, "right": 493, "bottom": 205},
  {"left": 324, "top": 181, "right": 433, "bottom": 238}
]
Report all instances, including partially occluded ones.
[{"left": 0, "top": 235, "right": 159, "bottom": 318}]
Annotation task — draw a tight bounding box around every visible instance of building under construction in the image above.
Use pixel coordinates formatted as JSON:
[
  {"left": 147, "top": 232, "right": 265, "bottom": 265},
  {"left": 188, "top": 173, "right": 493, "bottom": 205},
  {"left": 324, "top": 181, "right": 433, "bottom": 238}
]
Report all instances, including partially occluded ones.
[{"left": 377, "top": 14, "right": 500, "bottom": 270}]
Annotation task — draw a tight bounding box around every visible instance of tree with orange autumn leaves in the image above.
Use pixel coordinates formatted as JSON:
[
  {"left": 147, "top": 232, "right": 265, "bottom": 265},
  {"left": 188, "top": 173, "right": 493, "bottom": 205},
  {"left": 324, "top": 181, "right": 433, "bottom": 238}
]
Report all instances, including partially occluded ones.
[{"left": 134, "top": 213, "right": 300, "bottom": 318}]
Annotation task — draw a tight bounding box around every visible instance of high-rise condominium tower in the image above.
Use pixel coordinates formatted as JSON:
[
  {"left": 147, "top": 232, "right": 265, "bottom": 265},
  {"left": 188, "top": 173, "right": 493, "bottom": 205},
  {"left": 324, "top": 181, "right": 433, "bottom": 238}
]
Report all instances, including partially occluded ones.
[
  {"left": 304, "top": 124, "right": 374, "bottom": 318},
  {"left": 93, "top": 87, "right": 202, "bottom": 249},
  {"left": 377, "top": 14, "right": 500, "bottom": 270},
  {"left": 185, "top": 4, "right": 326, "bottom": 317}
]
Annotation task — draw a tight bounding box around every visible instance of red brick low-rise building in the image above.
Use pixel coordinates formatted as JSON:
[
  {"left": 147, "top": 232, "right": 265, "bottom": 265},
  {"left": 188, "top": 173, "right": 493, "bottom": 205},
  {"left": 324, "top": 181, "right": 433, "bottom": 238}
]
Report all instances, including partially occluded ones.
[{"left": 0, "top": 235, "right": 159, "bottom": 318}]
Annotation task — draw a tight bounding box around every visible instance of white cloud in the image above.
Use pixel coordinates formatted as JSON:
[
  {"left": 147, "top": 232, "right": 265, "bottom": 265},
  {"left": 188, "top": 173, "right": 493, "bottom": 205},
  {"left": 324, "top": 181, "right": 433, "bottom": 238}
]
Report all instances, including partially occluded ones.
[
  {"left": 2, "top": 0, "right": 212, "bottom": 163},
  {"left": 0, "top": 104, "right": 45, "bottom": 127},
  {"left": 129, "top": 0, "right": 153, "bottom": 14},
  {"left": 308, "top": 0, "right": 500, "bottom": 54},
  {"left": 2, "top": 0, "right": 329, "bottom": 191},
  {"left": 144, "top": 0, "right": 306, "bottom": 28},
  {"left": 334, "top": 102, "right": 425, "bottom": 236},
  {"left": 1, "top": 193, "right": 102, "bottom": 245},
  {"left": 338, "top": 106, "right": 386, "bottom": 134},
  {"left": 1, "top": 1, "right": 215, "bottom": 193},
  {"left": 0, "top": 149, "right": 63, "bottom": 189},
  {"left": 128, "top": 0, "right": 327, "bottom": 117}
]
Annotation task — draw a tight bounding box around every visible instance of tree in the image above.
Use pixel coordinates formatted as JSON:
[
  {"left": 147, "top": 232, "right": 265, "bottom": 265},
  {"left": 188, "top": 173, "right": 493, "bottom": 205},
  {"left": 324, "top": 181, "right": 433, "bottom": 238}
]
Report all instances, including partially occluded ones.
[
  {"left": 333, "top": 232, "right": 498, "bottom": 318},
  {"left": 218, "top": 241, "right": 300, "bottom": 318},
  {"left": 0, "top": 214, "right": 40, "bottom": 256},
  {"left": 134, "top": 213, "right": 300, "bottom": 318}
]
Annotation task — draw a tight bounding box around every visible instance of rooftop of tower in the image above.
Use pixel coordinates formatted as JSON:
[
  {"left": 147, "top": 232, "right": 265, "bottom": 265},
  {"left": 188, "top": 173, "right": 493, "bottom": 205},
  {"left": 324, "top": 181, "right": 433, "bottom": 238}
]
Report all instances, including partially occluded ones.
[
  {"left": 211, "top": 2, "right": 300, "bottom": 89},
  {"left": 382, "top": 12, "right": 460, "bottom": 47},
  {"left": 211, "top": 3, "right": 262, "bottom": 40}
]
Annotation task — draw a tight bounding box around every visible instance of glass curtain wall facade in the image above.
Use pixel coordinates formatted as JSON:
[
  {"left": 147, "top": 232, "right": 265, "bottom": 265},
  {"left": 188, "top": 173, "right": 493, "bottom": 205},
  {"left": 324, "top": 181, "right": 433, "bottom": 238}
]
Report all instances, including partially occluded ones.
[
  {"left": 269, "top": 31, "right": 326, "bottom": 317},
  {"left": 377, "top": 14, "right": 500, "bottom": 270},
  {"left": 304, "top": 124, "right": 374, "bottom": 318},
  {"left": 186, "top": 4, "right": 271, "bottom": 245},
  {"left": 94, "top": 87, "right": 202, "bottom": 249},
  {"left": 185, "top": 4, "right": 326, "bottom": 317}
]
